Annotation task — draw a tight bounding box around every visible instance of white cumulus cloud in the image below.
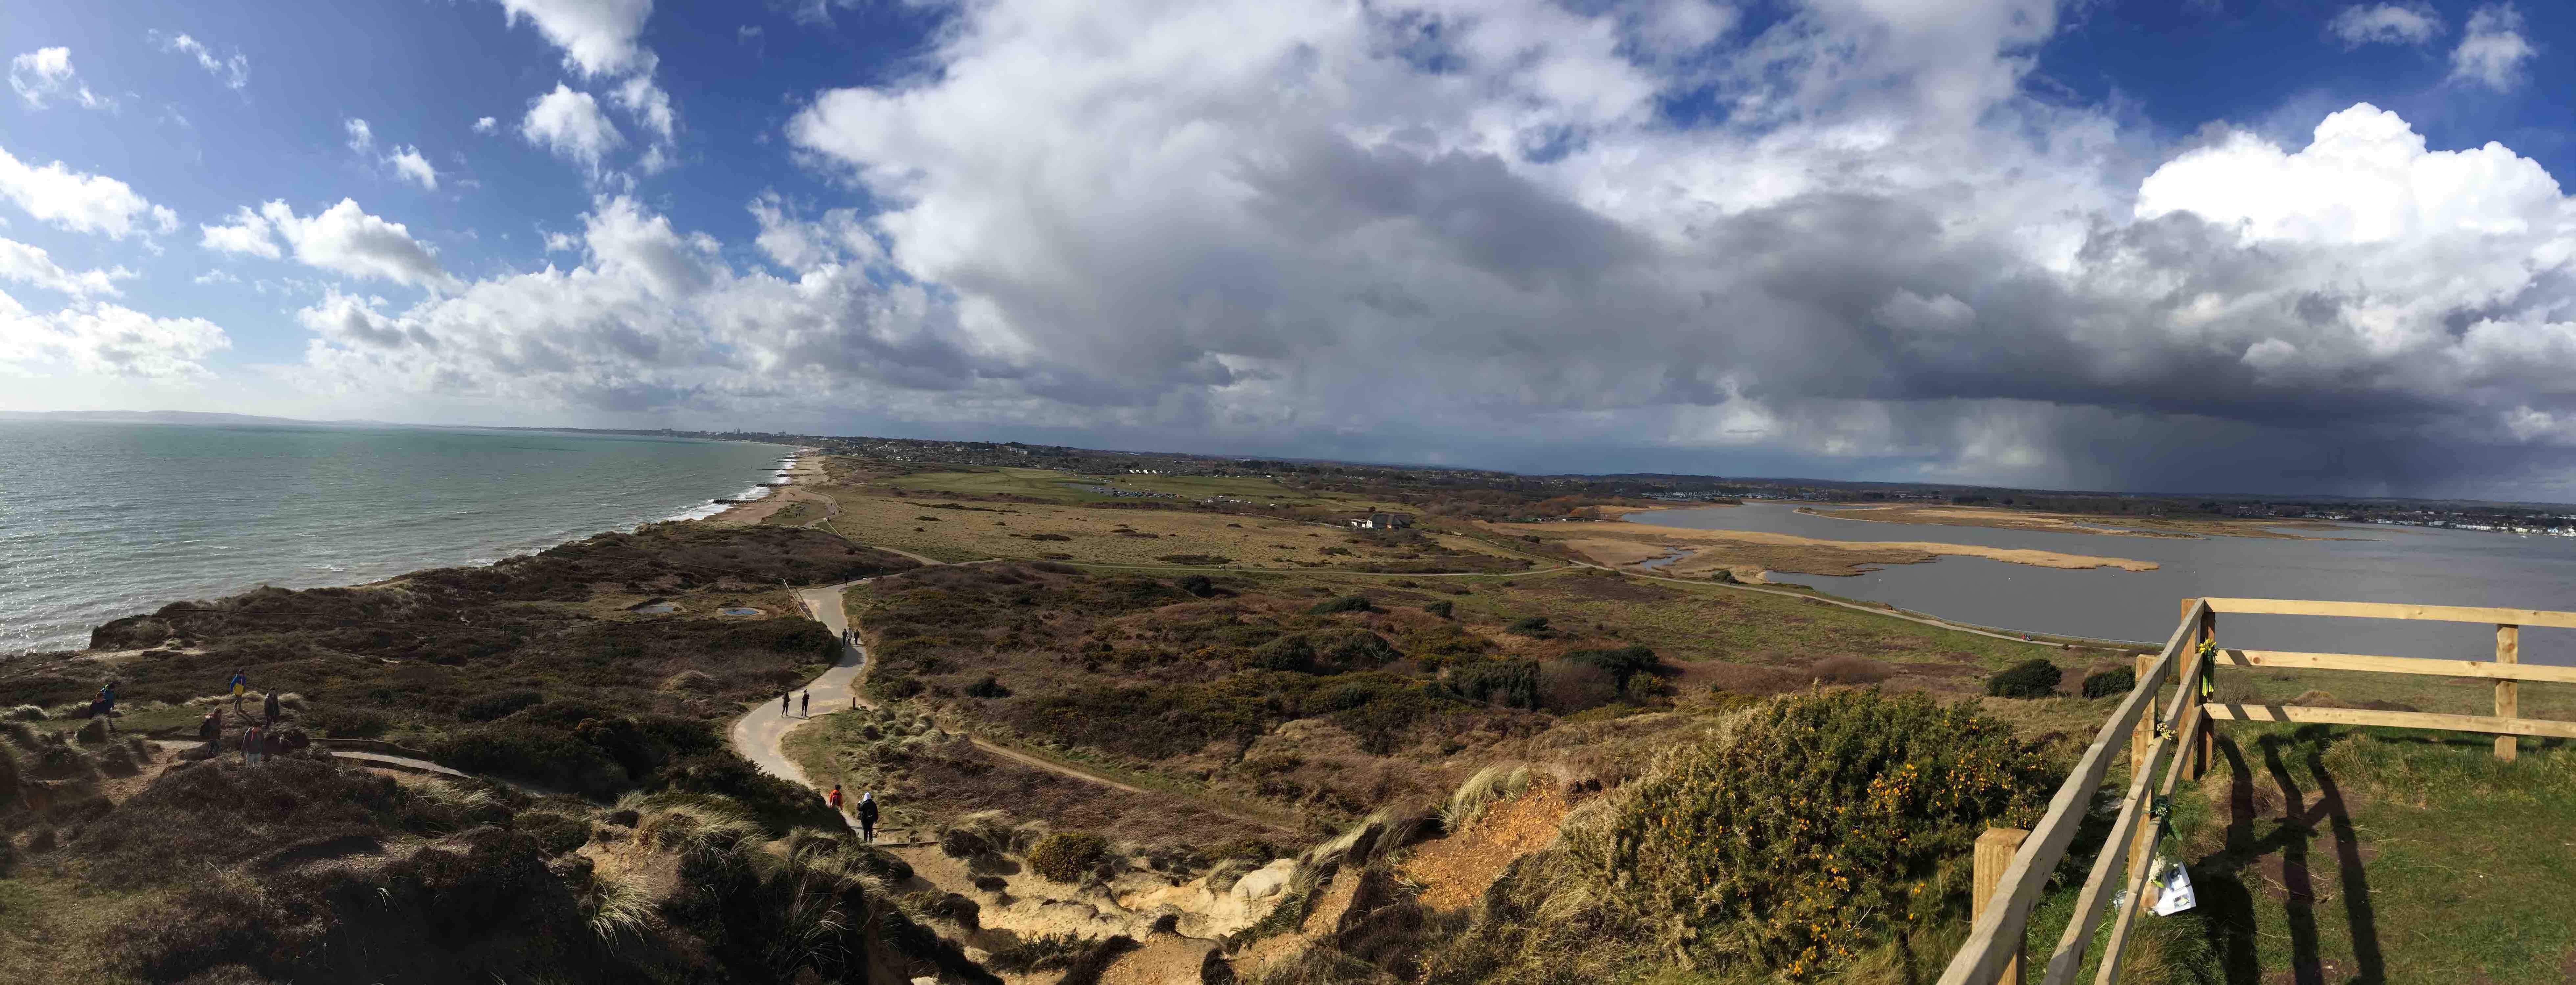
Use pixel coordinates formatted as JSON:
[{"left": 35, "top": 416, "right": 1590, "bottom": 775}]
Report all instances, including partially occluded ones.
[
  {"left": 0, "top": 145, "right": 177, "bottom": 239},
  {"left": 199, "top": 199, "right": 450, "bottom": 288},
  {"left": 495, "top": 0, "right": 654, "bottom": 77},
  {"left": 473, "top": 116, "right": 499, "bottom": 134},
  {"left": 148, "top": 31, "right": 249, "bottom": 90},
  {"left": 2449, "top": 4, "right": 2535, "bottom": 91},
  {"left": 10, "top": 47, "right": 114, "bottom": 110},
  {"left": 0, "top": 292, "right": 230, "bottom": 379},
  {"left": 521, "top": 84, "right": 624, "bottom": 174},
  {"left": 2327, "top": 4, "right": 2441, "bottom": 47},
  {"left": 386, "top": 147, "right": 440, "bottom": 191},
  {"left": 344, "top": 118, "right": 375, "bottom": 153},
  {"left": 0, "top": 237, "right": 134, "bottom": 296}
]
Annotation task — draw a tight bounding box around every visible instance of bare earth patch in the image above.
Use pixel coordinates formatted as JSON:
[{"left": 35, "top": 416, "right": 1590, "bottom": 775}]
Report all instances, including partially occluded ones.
[{"left": 1401, "top": 781, "right": 1572, "bottom": 910}]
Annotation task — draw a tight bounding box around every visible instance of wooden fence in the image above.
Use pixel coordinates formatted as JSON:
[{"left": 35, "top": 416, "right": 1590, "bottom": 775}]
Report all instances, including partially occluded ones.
[{"left": 1937, "top": 597, "right": 2572, "bottom": 985}]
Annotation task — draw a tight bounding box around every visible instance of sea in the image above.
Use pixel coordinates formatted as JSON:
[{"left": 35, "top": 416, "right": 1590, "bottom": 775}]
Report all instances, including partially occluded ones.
[
  {"left": 0, "top": 420, "right": 797, "bottom": 654},
  {"left": 1637, "top": 502, "right": 2576, "bottom": 663}
]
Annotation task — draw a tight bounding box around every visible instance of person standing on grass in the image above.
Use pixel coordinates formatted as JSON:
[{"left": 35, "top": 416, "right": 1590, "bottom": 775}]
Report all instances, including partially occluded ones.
[
  {"left": 828, "top": 784, "right": 844, "bottom": 813},
  {"left": 244, "top": 723, "right": 263, "bottom": 765},
  {"left": 857, "top": 791, "right": 878, "bottom": 844},
  {"left": 199, "top": 707, "right": 222, "bottom": 752},
  {"left": 229, "top": 669, "right": 248, "bottom": 711},
  {"left": 263, "top": 689, "right": 281, "bottom": 727}
]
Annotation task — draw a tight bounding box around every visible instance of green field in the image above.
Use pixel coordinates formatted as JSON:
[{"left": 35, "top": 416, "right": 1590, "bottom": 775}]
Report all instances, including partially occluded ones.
[{"left": 880, "top": 465, "right": 1358, "bottom": 508}]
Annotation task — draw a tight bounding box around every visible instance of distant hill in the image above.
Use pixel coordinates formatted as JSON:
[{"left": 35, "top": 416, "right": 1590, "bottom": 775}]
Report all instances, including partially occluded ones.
[{"left": 0, "top": 410, "right": 400, "bottom": 427}]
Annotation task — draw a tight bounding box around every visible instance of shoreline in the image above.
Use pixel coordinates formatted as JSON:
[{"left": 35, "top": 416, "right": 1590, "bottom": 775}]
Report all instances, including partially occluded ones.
[{"left": 10, "top": 441, "right": 805, "bottom": 657}]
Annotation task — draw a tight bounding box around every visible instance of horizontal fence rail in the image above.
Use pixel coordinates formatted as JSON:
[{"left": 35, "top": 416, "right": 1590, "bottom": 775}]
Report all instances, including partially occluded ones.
[{"left": 1941, "top": 596, "right": 2574, "bottom": 985}]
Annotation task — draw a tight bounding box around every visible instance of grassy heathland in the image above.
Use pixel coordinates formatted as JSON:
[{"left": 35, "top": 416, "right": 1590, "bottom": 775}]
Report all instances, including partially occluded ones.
[
  {"left": 812, "top": 476, "right": 1534, "bottom": 572},
  {"left": 2022, "top": 722, "right": 2576, "bottom": 984}
]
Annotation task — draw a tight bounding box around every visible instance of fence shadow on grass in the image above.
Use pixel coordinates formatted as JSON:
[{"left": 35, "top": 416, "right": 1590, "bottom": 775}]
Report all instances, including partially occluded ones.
[{"left": 2195, "top": 728, "right": 2393, "bottom": 985}]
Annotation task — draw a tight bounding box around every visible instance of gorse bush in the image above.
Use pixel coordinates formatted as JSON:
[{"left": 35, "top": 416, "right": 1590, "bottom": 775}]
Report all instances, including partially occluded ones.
[
  {"left": 1422, "top": 600, "right": 1453, "bottom": 619},
  {"left": 1563, "top": 646, "right": 1659, "bottom": 691},
  {"left": 1573, "top": 689, "right": 2056, "bottom": 978},
  {"left": 1505, "top": 616, "right": 1550, "bottom": 636},
  {"left": 2081, "top": 666, "right": 2137, "bottom": 699},
  {"left": 1308, "top": 594, "right": 1376, "bottom": 615},
  {"left": 1027, "top": 831, "right": 1109, "bottom": 883},
  {"left": 1987, "top": 658, "right": 2063, "bottom": 698}
]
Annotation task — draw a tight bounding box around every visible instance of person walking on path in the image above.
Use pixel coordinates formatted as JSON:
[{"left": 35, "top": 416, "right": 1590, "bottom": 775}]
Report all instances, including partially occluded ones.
[
  {"left": 94, "top": 681, "right": 118, "bottom": 735},
  {"left": 228, "top": 669, "right": 248, "bottom": 712},
  {"left": 199, "top": 708, "right": 222, "bottom": 754},
  {"left": 781, "top": 689, "right": 790, "bottom": 714},
  {"left": 800, "top": 691, "right": 809, "bottom": 717},
  {"left": 827, "top": 784, "right": 843, "bottom": 813},
  {"left": 263, "top": 689, "right": 281, "bottom": 727},
  {"left": 243, "top": 723, "right": 264, "bottom": 765},
  {"left": 856, "top": 791, "right": 879, "bottom": 844}
]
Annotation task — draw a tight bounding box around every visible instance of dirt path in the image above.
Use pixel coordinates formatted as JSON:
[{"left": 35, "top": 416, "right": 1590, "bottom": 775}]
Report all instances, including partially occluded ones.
[{"left": 732, "top": 577, "right": 1169, "bottom": 810}]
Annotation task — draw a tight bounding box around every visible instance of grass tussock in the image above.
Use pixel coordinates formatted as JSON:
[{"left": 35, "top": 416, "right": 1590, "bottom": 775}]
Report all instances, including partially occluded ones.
[{"left": 1438, "top": 765, "right": 1531, "bottom": 834}]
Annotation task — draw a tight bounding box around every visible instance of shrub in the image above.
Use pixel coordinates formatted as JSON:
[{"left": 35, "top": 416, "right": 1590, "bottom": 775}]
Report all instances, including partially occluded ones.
[
  {"left": 1028, "top": 831, "right": 1110, "bottom": 883},
  {"left": 1450, "top": 660, "right": 1542, "bottom": 710},
  {"left": 1422, "top": 600, "right": 1454, "bottom": 619},
  {"left": 75, "top": 716, "right": 110, "bottom": 744},
  {"left": 307, "top": 707, "right": 390, "bottom": 738},
  {"left": 1986, "top": 659, "right": 2063, "bottom": 699},
  {"left": 876, "top": 676, "right": 925, "bottom": 700},
  {"left": 1309, "top": 594, "right": 1376, "bottom": 615},
  {"left": 1158, "top": 555, "right": 1233, "bottom": 566},
  {"left": 2081, "top": 667, "right": 2137, "bottom": 699},
  {"left": 1249, "top": 629, "right": 1401, "bottom": 675},
  {"left": 518, "top": 813, "right": 592, "bottom": 855},
  {"left": 964, "top": 676, "right": 1012, "bottom": 699},
  {"left": 1808, "top": 655, "right": 1896, "bottom": 686},
  {"left": 459, "top": 689, "right": 545, "bottom": 723},
  {"left": 1178, "top": 575, "right": 1216, "bottom": 597},
  {"left": 1505, "top": 615, "right": 1550, "bottom": 636},
  {"left": 986, "top": 933, "right": 1095, "bottom": 974},
  {"left": 5, "top": 705, "right": 45, "bottom": 721},
  {"left": 1025, "top": 533, "right": 1072, "bottom": 542},
  {"left": 1565, "top": 646, "right": 1660, "bottom": 691},
  {"left": 1574, "top": 689, "right": 2056, "bottom": 977},
  {"left": 1539, "top": 662, "right": 1620, "bottom": 714}
]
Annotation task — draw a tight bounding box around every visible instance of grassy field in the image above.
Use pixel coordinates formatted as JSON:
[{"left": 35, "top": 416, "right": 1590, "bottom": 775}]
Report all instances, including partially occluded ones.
[
  {"left": 811, "top": 483, "right": 1533, "bottom": 572},
  {"left": 876, "top": 465, "right": 1364, "bottom": 509},
  {"left": 2015, "top": 721, "right": 2576, "bottom": 983}
]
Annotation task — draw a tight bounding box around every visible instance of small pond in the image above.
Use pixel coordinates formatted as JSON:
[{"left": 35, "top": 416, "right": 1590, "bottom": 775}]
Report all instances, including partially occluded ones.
[
  {"left": 718, "top": 607, "right": 762, "bottom": 616},
  {"left": 627, "top": 601, "right": 678, "bottom": 614}
]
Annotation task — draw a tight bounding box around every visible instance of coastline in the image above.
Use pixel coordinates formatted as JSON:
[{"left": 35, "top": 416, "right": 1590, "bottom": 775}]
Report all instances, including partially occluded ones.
[{"left": 9, "top": 437, "right": 803, "bottom": 656}]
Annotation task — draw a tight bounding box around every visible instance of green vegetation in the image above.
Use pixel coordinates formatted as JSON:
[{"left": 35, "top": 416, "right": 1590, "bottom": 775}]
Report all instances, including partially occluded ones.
[
  {"left": 1027, "top": 830, "right": 1110, "bottom": 883},
  {"left": 1987, "top": 658, "right": 2063, "bottom": 698},
  {"left": 2080, "top": 666, "right": 2136, "bottom": 699}
]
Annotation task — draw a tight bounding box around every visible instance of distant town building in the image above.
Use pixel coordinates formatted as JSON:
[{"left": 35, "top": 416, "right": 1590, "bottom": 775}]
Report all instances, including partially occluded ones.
[{"left": 1350, "top": 512, "right": 1414, "bottom": 529}]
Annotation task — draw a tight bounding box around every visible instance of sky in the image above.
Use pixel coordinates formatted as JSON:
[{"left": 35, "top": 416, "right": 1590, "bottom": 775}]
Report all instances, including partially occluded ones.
[{"left": 4, "top": 1, "right": 2576, "bottom": 500}]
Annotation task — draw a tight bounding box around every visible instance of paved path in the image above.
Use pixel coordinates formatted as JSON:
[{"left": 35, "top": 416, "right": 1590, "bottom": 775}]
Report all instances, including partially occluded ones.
[{"left": 731, "top": 577, "right": 1188, "bottom": 812}]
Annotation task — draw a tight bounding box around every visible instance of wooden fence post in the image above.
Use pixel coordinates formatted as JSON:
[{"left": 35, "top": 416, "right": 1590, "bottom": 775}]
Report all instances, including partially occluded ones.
[
  {"left": 1974, "top": 828, "right": 2030, "bottom": 985},
  {"left": 2128, "top": 651, "right": 2155, "bottom": 885},
  {"left": 2181, "top": 600, "right": 2210, "bottom": 780},
  {"left": 2497, "top": 624, "right": 2521, "bottom": 762}
]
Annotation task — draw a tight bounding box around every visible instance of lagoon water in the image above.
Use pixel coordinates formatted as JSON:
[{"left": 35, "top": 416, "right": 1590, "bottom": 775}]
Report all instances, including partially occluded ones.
[
  {"left": 1637, "top": 502, "right": 2576, "bottom": 663},
  {"left": 0, "top": 421, "right": 795, "bottom": 654}
]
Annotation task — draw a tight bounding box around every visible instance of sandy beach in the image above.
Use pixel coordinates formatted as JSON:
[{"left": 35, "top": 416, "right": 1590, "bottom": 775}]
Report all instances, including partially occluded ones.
[
  {"left": 1547, "top": 519, "right": 2159, "bottom": 580},
  {"left": 706, "top": 449, "right": 825, "bottom": 526}
]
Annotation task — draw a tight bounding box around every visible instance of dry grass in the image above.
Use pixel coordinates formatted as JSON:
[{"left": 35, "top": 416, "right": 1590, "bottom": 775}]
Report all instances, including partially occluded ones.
[{"left": 818, "top": 485, "right": 1524, "bottom": 571}]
